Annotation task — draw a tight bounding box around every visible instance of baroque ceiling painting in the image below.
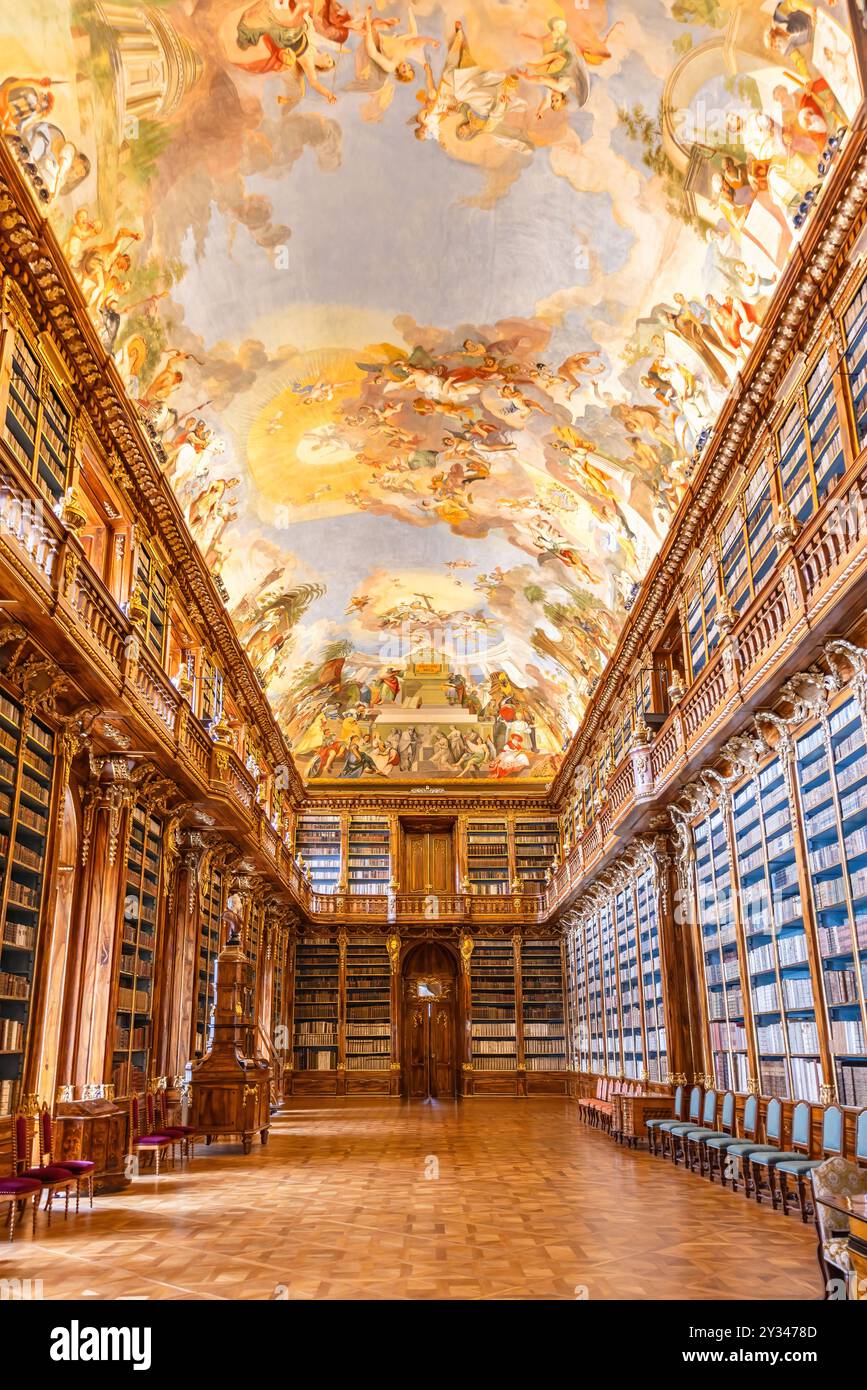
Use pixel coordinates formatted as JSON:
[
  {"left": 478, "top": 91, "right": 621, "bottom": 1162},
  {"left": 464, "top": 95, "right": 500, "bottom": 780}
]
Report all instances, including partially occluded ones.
[{"left": 2, "top": 1, "right": 859, "bottom": 782}]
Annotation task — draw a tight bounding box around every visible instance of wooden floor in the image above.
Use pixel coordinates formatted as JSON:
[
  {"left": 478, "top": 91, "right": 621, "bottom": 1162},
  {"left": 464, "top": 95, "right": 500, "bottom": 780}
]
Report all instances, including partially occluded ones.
[{"left": 2, "top": 1098, "right": 821, "bottom": 1300}]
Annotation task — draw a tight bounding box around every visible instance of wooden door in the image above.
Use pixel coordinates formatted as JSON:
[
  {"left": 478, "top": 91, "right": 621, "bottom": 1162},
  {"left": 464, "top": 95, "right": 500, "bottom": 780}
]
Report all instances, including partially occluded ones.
[
  {"left": 401, "top": 942, "right": 457, "bottom": 1099},
  {"left": 401, "top": 823, "right": 455, "bottom": 893}
]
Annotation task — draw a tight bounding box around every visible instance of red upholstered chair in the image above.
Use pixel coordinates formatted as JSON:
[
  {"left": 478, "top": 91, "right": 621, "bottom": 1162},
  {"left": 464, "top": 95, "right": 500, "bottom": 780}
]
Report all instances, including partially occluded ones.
[
  {"left": 14, "top": 1113, "right": 75, "bottom": 1225},
  {"left": 129, "top": 1094, "right": 174, "bottom": 1177},
  {"left": 155, "top": 1090, "right": 195, "bottom": 1165},
  {"left": 2, "top": 1118, "right": 41, "bottom": 1241},
  {"left": 37, "top": 1104, "right": 96, "bottom": 1212}
]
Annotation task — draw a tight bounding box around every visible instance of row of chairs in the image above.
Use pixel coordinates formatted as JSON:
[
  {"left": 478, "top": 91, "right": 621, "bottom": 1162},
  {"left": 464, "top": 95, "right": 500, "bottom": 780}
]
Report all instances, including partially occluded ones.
[
  {"left": 1, "top": 1091, "right": 196, "bottom": 1241},
  {"left": 647, "top": 1085, "right": 867, "bottom": 1223},
  {"left": 577, "top": 1076, "right": 643, "bottom": 1131}
]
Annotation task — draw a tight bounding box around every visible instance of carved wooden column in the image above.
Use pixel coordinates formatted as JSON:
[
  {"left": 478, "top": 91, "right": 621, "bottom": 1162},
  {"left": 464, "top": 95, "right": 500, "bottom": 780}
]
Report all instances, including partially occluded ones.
[
  {"left": 387, "top": 933, "right": 401, "bottom": 1095},
  {"left": 653, "top": 825, "right": 701, "bottom": 1086},
  {"left": 151, "top": 828, "right": 204, "bottom": 1080},
  {"left": 59, "top": 757, "right": 133, "bottom": 1091},
  {"left": 458, "top": 932, "right": 473, "bottom": 1097}
]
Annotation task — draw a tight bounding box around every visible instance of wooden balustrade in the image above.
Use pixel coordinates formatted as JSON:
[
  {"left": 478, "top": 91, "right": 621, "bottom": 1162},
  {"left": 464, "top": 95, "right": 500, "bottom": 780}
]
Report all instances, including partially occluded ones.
[{"left": 736, "top": 578, "right": 790, "bottom": 679}]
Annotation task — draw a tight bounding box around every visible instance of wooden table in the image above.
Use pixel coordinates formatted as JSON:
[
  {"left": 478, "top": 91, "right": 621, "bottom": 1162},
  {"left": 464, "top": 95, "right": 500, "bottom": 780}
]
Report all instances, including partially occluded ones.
[{"left": 619, "top": 1093, "right": 675, "bottom": 1148}]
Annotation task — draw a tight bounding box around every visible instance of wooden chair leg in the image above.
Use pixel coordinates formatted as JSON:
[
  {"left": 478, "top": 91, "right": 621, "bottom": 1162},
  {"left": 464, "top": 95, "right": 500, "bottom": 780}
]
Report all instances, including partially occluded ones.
[
  {"left": 155, "top": 1148, "right": 161, "bottom": 1178},
  {"left": 797, "top": 1176, "right": 808, "bottom": 1224},
  {"left": 45, "top": 1191, "right": 53, "bottom": 1227},
  {"left": 780, "top": 1172, "right": 789, "bottom": 1217},
  {"left": 64, "top": 1186, "right": 70, "bottom": 1218},
  {"left": 6, "top": 1199, "right": 13, "bottom": 1242}
]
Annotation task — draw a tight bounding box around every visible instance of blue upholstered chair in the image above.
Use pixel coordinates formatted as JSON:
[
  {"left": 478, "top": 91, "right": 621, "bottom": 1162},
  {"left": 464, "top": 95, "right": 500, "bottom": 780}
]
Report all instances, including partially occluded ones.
[
  {"left": 856, "top": 1107, "right": 867, "bottom": 1170},
  {"left": 690, "top": 1091, "right": 736, "bottom": 1177},
  {"left": 776, "top": 1105, "right": 844, "bottom": 1221},
  {"left": 659, "top": 1085, "right": 703, "bottom": 1163},
  {"left": 703, "top": 1093, "right": 761, "bottom": 1188},
  {"left": 750, "top": 1100, "right": 816, "bottom": 1210},
  {"left": 646, "top": 1084, "right": 683, "bottom": 1156},
  {"left": 670, "top": 1088, "right": 719, "bottom": 1172},
  {"left": 716, "top": 1095, "right": 786, "bottom": 1196}
]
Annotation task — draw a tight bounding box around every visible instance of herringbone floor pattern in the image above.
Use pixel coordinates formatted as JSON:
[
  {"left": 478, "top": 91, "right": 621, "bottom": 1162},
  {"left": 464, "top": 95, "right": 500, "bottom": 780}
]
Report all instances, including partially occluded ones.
[{"left": 0, "top": 1098, "right": 820, "bottom": 1300}]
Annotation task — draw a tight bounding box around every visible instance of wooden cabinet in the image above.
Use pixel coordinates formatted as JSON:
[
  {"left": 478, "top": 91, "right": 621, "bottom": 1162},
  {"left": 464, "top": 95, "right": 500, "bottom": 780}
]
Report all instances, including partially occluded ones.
[
  {"left": 189, "top": 931, "right": 271, "bottom": 1155},
  {"left": 54, "top": 1099, "right": 129, "bottom": 1193}
]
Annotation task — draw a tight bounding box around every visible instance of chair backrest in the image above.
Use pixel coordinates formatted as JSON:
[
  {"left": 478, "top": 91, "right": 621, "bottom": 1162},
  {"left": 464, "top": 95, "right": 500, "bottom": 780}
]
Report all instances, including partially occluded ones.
[
  {"left": 145, "top": 1090, "right": 158, "bottom": 1133},
  {"left": 742, "top": 1093, "right": 759, "bottom": 1138},
  {"left": 791, "top": 1101, "right": 812, "bottom": 1153},
  {"left": 700, "top": 1090, "right": 717, "bottom": 1127},
  {"left": 765, "top": 1097, "right": 783, "bottom": 1146},
  {"left": 595, "top": 1078, "right": 604, "bottom": 1099},
  {"left": 38, "top": 1104, "right": 53, "bottom": 1164},
  {"left": 822, "top": 1105, "right": 843, "bottom": 1158},
  {"left": 686, "top": 1086, "right": 702, "bottom": 1123},
  {"left": 720, "top": 1091, "right": 735, "bottom": 1133},
  {"left": 856, "top": 1108, "right": 867, "bottom": 1166},
  {"left": 12, "top": 1114, "right": 30, "bottom": 1172},
  {"left": 673, "top": 1084, "right": 684, "bottom": 1120},
  {"left": 130, "top": 1094, "right": 142, "bottom": 1141}
]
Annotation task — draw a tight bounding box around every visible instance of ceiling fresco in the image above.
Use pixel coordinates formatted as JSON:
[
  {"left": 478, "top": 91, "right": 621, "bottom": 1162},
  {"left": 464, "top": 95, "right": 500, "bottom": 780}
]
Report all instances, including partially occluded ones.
[{"left": 1, "top": 1, "right": 860, "bottom": 782}]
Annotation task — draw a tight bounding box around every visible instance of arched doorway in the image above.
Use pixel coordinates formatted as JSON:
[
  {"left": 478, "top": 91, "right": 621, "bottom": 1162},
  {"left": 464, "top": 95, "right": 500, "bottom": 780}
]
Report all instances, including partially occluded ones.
[{"left": 401, "top": 942, "right": 458, "bottom": 1099}]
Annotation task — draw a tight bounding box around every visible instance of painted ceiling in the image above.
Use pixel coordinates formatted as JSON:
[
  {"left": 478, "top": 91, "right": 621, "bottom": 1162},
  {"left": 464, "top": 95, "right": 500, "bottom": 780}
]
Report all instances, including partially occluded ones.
[{"left": 2, "top": 1, "right": 860, "bottom": 783}]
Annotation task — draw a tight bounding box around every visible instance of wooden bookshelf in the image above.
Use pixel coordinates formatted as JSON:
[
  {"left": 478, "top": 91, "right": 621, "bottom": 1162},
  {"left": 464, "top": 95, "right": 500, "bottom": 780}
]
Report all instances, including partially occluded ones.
[
  {"left": 193, "top": 864, "right": 224, "bottom": 1056},
  {"left": 112, "top": 805, "right": 162, "bottom": 1097},
  {"left": 0, "top": 694, "right": 55, "bottom": 1115},
  {"left": 345, "top": 938, "right": 391, "bottom": 1087},
  {"left": 470, "top": 939, "right": 517, "bottom": 1087},
  {"left": 347, "top": 816, "right": 390, "bottom": 894},
  {"left": 296, "top": 815, "right": 341, "bottom": 894},
  {"left": 521, "top": 939, "right": 566, "bottom": 1087},
  {"left": 466, "top": 819, "right": 509, "bottom": 896},
  {"left": 292, "top": 939, "right": 340, "bottom": 1089},
  {"left": 513, "top": 817, "right": 559, "bottom": 891}
]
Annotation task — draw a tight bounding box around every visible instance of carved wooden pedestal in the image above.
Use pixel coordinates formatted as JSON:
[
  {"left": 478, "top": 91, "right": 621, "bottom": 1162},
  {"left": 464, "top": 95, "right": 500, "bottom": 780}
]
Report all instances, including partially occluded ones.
[
  {"left": 189, "top": 931, "right": 271, "bottom": 1155},
  {"left": 54, "top": 1099, "right": 130, "bottom": 1193}
]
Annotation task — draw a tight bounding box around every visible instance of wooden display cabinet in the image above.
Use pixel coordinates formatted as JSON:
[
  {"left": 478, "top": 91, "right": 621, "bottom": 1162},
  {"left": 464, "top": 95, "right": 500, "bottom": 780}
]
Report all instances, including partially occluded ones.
[{"left": 189, "top": 928, "right": 271, "bottom": 1154}]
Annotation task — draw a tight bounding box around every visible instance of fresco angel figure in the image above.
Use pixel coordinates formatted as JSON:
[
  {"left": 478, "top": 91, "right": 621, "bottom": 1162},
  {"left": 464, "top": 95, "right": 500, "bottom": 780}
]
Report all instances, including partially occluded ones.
[
  {"left": 234, "top": 0, "right": 339, "bottom": 104},
  {"left": 516, "top": 17, "right": 591, "bottom": 118},
  {"left": 414, "top": 22, "right": 509, "bottom": 144}
]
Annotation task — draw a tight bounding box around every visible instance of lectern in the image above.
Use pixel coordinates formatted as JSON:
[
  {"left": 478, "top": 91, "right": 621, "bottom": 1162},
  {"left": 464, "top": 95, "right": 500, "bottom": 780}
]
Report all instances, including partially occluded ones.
[{"left": 189, "top": 927, "right": 271, "bottom": 1154}]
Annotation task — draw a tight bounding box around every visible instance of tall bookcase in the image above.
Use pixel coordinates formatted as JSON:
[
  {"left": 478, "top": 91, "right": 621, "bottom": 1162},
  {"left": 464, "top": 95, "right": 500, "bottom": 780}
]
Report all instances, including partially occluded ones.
[
  {"left": 470, "top": 939, "right": 517, "bottom": 1071},
  {"left": 733, "top": 754, "right": 819, "bottom": 1101},
  {"left": 292, "top": 939, "right": 339, "bottom": 1072},
  {"left": 513, "top": 817, "right": 559, "bottom": 890},
  {"left": 615, "top": 886, "right": 643, "bottom": 1079},
  {"left": 0, "top": 694, "right": 55, "bottom": 1116},
  {"left": 466, "top": 819, "right": 509, "bottom": 895},
  {"left": 695, "top": 806, "right": 749, "bottom": 1092},
  {"left": 586, "top": 916, "right": 604, "bottom": 1073},
  {"left": 600, "top": 900, "right": 620, "bottom": 1073},
  {"left": 194, "top": 864, "right": 225, "bottom": 1056},
  {"left": 636, "top": 868, "right": 667, "bottom": 1082},
  {"left": 796, "top": 696, "right": 867, "bottom": 1106},
  {"left": 347, "top": 817, "right": 390, "bottom": 894},
  {"left": 345, "top": 938, "right": 391, "bottom": 1070},
  {"left": 113, "top": 805, "right": 162, "bottom": 1096},
  {"left": 521, "top": 939, "right": 566, "bottom": 1072},
  {"left": 296, "top": 815, "right": 342, "bottom": 894}
]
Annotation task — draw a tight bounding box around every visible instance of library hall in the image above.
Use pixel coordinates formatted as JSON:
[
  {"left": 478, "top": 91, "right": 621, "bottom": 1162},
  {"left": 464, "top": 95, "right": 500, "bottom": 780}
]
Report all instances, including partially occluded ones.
[{"left": 3, "top": 0, "right": 867, "bottom": 1342}]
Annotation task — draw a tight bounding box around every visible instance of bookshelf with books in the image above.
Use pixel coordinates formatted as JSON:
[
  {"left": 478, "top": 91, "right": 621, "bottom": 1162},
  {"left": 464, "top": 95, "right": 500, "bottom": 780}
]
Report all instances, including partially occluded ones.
[
  {"left": 292, "top": 938, "right": 340, "bottom": 1091},
  {"left": 296, "top": 815, "right": 342, "bottom": 894},
  {"left": 113, "top": 805, "right": 163, "bottom": 1096},
  {"left": 193, "top": 865, "right": 225, "bottom": 1056},
  {"left": 470, "top": 938, "right": 517, "bottom": 1083},
  {"left": 513, "top": 817, "right": 560, "bottom": 891},
  {"left": 586, "top": 913, "right": 605, "bottom": 1074},
  {"left": 347, "top": 817, "right": 391, "bottom": 895},
  {"left": 521, "top": 939, "right": 566, "bottom": 1085},
  {"left": 636, "top": 867, "right": 667, "bottom": 1082},
  {"left": 795, "top": 696, "right": 867, "bottom": 1108},
  {"left": 600, "top": 899, "right": 621, "bottom": 1074},
  {"left": 732, "top": 754, "right": 820, "bottom": 1102},
  {"left": 694, "top": 806, "right": 749, "bottom": 1093},
  {"left": 466, "top": 819, "right": 509, "bottom": 896},
  {"left": 615, "top": 886, "right": 643, "bottom": 1080},
  {"left": 0, "top": 694, "right": 56, "bottom": 1116},
  {"left": 345, "top": 937, "right": 392, "bottom": 1085}
]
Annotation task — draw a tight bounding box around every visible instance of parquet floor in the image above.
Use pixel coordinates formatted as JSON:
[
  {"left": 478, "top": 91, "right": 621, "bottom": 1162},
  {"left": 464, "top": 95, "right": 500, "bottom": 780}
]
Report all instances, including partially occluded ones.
[{"left": 1, "top": 1098, "right": 821, "bottom": 1300}]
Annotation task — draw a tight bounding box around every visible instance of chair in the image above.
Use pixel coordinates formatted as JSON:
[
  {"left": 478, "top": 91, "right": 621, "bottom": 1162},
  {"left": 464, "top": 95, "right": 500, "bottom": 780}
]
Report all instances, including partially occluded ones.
[
  {"left": 776, "top": 1105, "right": 844, "bottom": 1222},
  {"left": 14, "top": 1113, "right": 75, "bottom": 1225},
  {"left": 750, "top": 1100, "right": 818, "bottom": 1210},
  {"left": 1, "top": 1117, "right": 41, "bottom": 1241},
  {"left": 713, "top": 1095, "right": 784, "bottom": 1196},
  {"left": 578, "top": 1079, "right": 603, "bottom": 1125},
  {"left": 154, "top": 1090, "right": 195, "bottom": 1165},
  {"left": 701, "top": 1091, "right": 744, "bottom": 1184},
  {"left": 690, "top": 1091, "right": 736, "bottom": 1177},
  {"left": 646, "top": 1084, "right": 683, "bottom": 1156},
  {"left": 657, "top": 1084, "right": 702, "bottom": 1162},
  {"left": 668, "top": 1088, "right": 717, "bottom": 1169},
  {"left": 855, "top": 1107, "right": 867, "bottom": 1171},
  {"left": 809, "top": 1156, "right": 867, "bottom": 1299},
  {"left": 129, "top": 1094, "right": 174, "bottom": 1177},
  {"left": 36, "top": 1104, "right": 96, "bottom": 1213}
]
